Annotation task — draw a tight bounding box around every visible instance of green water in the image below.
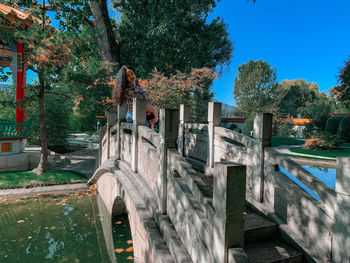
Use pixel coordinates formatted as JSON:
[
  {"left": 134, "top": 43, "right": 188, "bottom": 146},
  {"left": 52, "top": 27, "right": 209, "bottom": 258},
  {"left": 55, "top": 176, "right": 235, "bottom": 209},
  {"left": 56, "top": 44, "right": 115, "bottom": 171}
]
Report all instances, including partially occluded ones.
[{"left": 0, "top": 192, "right": 133, "bottom": 263}]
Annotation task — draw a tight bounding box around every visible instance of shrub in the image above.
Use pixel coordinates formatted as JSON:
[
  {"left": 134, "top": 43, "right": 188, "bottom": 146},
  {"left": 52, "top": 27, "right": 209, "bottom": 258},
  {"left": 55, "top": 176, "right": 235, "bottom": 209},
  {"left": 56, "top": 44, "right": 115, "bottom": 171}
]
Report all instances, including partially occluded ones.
[
  {"left": 303, "top": 131, "right": 342, "bottom": 150},
  {"left": 278, "top": 116, "right": 297, "bottom": 137},
  {"left": 244, "top": 118, "right": 254, "bottom": 136},
  {"left": 229, "top": 123, "right": 242, "bottom": 133},
  {"left": 337, "top": 116, "right": 350, "bottom": 142},
  {"left": 325, "top": 116, "right": 344, "bottom": 135}
]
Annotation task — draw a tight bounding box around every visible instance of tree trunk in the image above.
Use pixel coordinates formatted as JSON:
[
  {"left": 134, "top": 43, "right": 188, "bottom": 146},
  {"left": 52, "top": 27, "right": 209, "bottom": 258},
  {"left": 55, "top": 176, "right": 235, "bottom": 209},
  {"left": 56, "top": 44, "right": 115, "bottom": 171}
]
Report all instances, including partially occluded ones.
[
  {"left": 32, "top": 71, "right": 48, "bottom": 175},
  {"left": 88, "top": 0, "right": 120, "bottom": 72}
]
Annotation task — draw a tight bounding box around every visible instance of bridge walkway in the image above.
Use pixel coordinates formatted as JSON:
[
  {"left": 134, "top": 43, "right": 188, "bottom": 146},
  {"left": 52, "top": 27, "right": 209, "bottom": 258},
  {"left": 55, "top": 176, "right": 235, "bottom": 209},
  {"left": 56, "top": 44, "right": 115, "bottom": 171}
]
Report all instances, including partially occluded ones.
[
  {"left": 91, "top": 100, "right": 350, "bottom": 263},
  {"left": 187, "top": 157, "right": 303, "bottom": 263}
]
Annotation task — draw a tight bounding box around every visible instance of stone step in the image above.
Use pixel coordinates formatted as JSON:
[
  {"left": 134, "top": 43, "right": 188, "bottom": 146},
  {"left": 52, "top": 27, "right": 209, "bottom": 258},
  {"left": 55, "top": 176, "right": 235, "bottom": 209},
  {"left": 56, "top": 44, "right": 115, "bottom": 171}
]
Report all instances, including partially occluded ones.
[
  {"left": 244, "top": 211, "right": 278, "bottom": 244},
  {"left": 244, "top": 240, "right": 303, "bottom": 263}
]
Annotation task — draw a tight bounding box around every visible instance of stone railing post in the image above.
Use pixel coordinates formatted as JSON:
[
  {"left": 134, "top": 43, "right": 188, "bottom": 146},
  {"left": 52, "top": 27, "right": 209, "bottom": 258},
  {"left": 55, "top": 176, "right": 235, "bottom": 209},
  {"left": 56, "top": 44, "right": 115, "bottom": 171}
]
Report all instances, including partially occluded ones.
[
  {"left": 132, "top": 97, "right": 146, "bottom": 173},
  {"left": 105, "top": 109, "right": 116, "bottom": 159},
  {"left": 116, "top": 104, "right": 127, "bottom": 160},
  {"left": 252, "top": 113, "right": 272, "bottom": 202},
  {"left": 332, "top": 157, "right": 350, "bottom": 263},
  {"left": 208, "top": 102, "right": 222, "bottom": 169},
  {"left": 178, "top": 104, "right": 191, "bottom": 156},
  {"left": 158, "top": 108, "right": 179, "bottom": 214},
  {"left": 213, "top": 163, "right": 246, "bottom": 263}
]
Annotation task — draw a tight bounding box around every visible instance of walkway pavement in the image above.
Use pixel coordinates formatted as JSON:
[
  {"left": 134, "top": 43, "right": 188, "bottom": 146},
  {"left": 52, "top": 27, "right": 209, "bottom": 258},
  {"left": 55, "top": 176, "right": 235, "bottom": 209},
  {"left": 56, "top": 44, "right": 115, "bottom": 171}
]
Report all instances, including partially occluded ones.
[
  {"left": 56, "top": 147, "right": 98, "bottom": 178},
  {"left": 273, "top": 145, "right": 336, "bottom": 161}
]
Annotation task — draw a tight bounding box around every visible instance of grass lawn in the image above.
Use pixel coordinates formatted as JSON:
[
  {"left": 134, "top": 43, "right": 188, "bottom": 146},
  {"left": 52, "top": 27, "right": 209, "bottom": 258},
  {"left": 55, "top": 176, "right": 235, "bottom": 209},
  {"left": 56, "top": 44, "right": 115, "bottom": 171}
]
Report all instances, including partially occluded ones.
[
  {"left": 271, "top": 136, "right": 305, "bottom": 147},
  {"left": 0, "top": 170, "right": 87, "bottom": 190},
  {"left": 290, "top": 146, "right": 350, "bottom": 159}
]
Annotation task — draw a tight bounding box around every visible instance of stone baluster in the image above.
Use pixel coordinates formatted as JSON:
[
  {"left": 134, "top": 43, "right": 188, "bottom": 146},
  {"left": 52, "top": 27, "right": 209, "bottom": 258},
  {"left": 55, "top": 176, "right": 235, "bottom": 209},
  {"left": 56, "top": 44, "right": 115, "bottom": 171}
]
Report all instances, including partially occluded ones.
[
  {"left": 213, "top": 163, "right": 247, "bottom": 263},
  {"left": 105, "top": 109, "right": 116, "bottom": 159},
  {"left": 131, "top": 97, "right": 146, "bottom": 173},
  {"left": 252, "top": 113, "right": 272, "bottom": 202},
  {"left": 158, "top": 108, "right": 179, "bottom": 214},
  {"left": 208, "top": 102, "right": 222, "bottom": 169},
  {"left": 178, "top": 104, "right": 191, "bottom": 156},
  {"left": 332, "top": 157, "right": 350, "bottom": 262},
  {"left": 116, "top": 104, "right": 127, "bottom": 160}
]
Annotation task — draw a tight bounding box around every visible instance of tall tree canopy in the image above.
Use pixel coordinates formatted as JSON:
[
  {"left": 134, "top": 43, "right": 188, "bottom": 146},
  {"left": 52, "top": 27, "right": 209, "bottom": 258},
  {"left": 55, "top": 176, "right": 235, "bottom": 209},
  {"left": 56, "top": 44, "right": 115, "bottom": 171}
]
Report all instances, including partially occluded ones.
[{"left": 233, "top": 60, "right": 278, "bottom": 117}]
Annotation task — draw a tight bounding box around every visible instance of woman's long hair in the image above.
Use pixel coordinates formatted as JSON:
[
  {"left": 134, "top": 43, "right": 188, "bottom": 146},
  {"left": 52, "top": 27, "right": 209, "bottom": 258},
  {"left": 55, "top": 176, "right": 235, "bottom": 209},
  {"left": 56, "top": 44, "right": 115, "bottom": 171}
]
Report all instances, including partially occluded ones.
[{"left": 112, "top": 65, "right": 135, "bottom": 106}]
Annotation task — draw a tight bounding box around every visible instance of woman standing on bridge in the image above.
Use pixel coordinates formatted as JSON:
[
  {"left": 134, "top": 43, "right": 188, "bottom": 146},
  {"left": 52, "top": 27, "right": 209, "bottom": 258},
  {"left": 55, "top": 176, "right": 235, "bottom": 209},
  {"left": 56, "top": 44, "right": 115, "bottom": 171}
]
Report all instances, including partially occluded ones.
[{"left": 113, "top": 65, "right": 158, "bottom": 128}]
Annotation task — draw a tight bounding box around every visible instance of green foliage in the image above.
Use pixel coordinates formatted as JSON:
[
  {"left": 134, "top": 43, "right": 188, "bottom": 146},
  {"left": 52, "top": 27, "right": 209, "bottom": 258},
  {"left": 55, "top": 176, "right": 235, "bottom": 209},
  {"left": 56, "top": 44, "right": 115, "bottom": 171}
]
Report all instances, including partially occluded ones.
[
  {"left": 278, "top": 79, "right": 320, "bottom": 117},
  {"left": 26, "top": 91, "right": 71, "bottom": 153},
  {"left": 337, "top": 116, "right": 350, "bottom": 142},
  {"left": 304, "top": 97, "right": 331, "bottom": 131},
  {"left": 325, "top": 116, "right": 344, "bottom": 135},
  {"left": 278, "top": 121, "right": 297, "bottom": 137},
  {"left": 229, "top": 124, "right": 242, "bottom": 133},
  {"left": 234, "top": 60, "right": 278, "bottom": 118},
  {"left": 330, "top": 55, "right": 350, "bottom": 105},
  {"left": 243, "top": 117, "right": 254, "bottom": 136},
  {"left": 0, "top": 85, "right": 15, "bottom": 119},
  {"left": 115, "top": 0, "right": 233, "bottom": 78}
]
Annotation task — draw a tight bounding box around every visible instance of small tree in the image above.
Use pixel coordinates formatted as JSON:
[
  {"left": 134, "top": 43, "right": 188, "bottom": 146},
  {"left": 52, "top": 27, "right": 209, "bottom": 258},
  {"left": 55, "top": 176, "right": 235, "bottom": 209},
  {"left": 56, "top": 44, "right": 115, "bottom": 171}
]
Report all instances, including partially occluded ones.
[
  {"left": 234, "top": 60, "right": 278, "bottom": 117},
  {"left": 0, "top": 4, "right": 75, "bottom": 175}
]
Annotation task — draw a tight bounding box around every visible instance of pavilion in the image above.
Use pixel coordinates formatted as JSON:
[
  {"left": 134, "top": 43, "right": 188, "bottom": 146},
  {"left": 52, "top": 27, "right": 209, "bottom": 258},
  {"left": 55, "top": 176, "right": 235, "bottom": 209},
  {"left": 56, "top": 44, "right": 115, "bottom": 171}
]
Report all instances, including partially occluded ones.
[{"left": 0, "top": 3, "right": 39, "bottom": 154}]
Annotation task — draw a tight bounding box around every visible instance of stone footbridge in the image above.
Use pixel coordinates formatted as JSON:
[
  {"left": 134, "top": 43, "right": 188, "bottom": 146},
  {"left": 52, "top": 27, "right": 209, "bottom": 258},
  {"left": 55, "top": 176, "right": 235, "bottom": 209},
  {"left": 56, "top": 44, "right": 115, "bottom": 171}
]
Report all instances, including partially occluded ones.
[{"left": 88, "top": 99, "right": 350, "bottom": 263}]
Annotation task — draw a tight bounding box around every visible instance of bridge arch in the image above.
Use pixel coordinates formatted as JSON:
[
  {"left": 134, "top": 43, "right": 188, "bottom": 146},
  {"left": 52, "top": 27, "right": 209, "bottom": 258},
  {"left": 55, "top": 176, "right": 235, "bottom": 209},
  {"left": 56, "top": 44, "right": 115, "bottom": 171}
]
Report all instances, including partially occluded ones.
[{"left": 90, "top": 166, "right": 173, "bottom": 263}]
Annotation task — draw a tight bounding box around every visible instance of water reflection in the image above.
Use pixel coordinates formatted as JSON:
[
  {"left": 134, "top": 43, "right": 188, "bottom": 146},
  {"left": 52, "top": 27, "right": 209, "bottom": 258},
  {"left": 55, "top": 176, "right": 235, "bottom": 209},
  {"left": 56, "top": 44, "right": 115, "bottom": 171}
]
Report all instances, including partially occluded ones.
[
  {"left": 0, "top": 192, "right": 112, "bottom": 263},
  {"left": 279, "top": 165, "right": 337, "bottom": 202}
]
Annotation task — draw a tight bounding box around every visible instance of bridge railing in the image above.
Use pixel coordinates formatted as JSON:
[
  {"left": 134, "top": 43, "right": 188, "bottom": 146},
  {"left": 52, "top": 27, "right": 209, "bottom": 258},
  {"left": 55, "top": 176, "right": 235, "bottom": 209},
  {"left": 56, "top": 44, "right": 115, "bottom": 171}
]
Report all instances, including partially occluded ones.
[
  {"left": 100, "top": 99, "right": 350, "bottom": 262},
  {"left": 177, "top": 102, "right": 350, "bottom": 262},
  {"left": 100, "top": 99, "right": 247, "bottom": 263}
]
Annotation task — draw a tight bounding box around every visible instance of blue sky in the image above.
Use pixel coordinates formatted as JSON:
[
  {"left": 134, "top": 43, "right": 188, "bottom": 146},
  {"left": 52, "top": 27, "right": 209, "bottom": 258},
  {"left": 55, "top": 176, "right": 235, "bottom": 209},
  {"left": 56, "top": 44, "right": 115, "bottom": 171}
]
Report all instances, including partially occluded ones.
[{"left": 211, "top": 0, "right": 350, "bottom": 105}]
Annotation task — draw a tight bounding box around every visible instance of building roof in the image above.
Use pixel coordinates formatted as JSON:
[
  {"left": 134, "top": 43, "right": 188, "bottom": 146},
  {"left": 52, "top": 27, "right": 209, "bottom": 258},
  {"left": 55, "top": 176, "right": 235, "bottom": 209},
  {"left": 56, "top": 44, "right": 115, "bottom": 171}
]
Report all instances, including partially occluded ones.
[
  {"left": 280, "top": 118, "right": 313, "bottom": 125},
  {"left": 0, "top": 3, "right": 41, "bottom": 27}
]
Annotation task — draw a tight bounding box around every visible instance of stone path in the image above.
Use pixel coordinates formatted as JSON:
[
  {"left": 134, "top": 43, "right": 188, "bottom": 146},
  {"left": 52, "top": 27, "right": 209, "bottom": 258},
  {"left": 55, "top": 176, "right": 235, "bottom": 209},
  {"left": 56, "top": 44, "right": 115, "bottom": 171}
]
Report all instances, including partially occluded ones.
[
  {"left": 273, "top": 145, "right": 336, "bottom": 161},
  {"left": 56, "top": 147, "right": 98, "bottom": 178}
]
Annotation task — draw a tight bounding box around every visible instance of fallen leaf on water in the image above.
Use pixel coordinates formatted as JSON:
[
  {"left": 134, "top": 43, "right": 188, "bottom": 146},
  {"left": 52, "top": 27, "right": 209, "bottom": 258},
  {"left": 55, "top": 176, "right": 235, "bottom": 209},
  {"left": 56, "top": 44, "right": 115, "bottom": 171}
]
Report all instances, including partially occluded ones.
[
  {"left": 127, "top": 256, "right": 133, "bottom": 260},
  {"left": 125, "top": 247, "right": 133, "bottom": 252},
  {"left": 17, "top": 220, "right": 24, "bottom": 223},
  {"left": 127, "top": 240, "right": 133, "bottom": 244},
  {"left": 115, "top": 221, "right": 122, "bottom": 225},
  {"left": 115, "top": 248, "right": 124, "bottom": 253}
]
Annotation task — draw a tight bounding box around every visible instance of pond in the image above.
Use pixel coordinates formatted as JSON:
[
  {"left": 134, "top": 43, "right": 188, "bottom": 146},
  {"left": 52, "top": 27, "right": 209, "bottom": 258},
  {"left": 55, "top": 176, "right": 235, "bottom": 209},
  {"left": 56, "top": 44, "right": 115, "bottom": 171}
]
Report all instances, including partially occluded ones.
[
  {"left": 0, "top": 191, "right": 133, "bottom": 263},
  {"left": 280, "top": 165, "right": 336, "bottom": 201}
]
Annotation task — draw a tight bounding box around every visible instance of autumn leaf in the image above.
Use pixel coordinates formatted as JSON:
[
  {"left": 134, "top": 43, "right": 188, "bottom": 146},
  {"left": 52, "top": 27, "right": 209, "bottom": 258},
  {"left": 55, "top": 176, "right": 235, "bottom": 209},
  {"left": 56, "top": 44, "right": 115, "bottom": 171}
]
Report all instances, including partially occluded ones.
[{"left": 125, "top": 247, "right": 133, "bottom": 252}]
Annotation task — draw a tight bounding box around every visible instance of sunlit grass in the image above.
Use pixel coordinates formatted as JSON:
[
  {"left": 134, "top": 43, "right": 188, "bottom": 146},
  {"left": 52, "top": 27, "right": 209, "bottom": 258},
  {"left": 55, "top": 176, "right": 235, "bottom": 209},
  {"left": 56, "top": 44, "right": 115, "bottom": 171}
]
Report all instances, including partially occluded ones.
[{"left": 0, "top": 170, "right": 87, "bottom": 189}]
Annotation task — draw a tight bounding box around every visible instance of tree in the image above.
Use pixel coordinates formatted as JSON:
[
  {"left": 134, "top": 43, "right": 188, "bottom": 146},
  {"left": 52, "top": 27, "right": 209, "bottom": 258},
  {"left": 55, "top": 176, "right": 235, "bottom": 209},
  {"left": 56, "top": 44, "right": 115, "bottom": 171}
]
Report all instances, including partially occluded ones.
[
  {"left": 0, "top": 3, "right": 75, "bottom": 174},
  {"left": 139, "top": 68, "right": 218, "bottom": 121},
  {"left": 278, "top": 79, "right": 322, "bottom": 117},
  {"left": 233, "top": 60, "right": 278, "bottom": 117},
  {"left": 330, "top": 55, "right": 350, "bottom": 107}
]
